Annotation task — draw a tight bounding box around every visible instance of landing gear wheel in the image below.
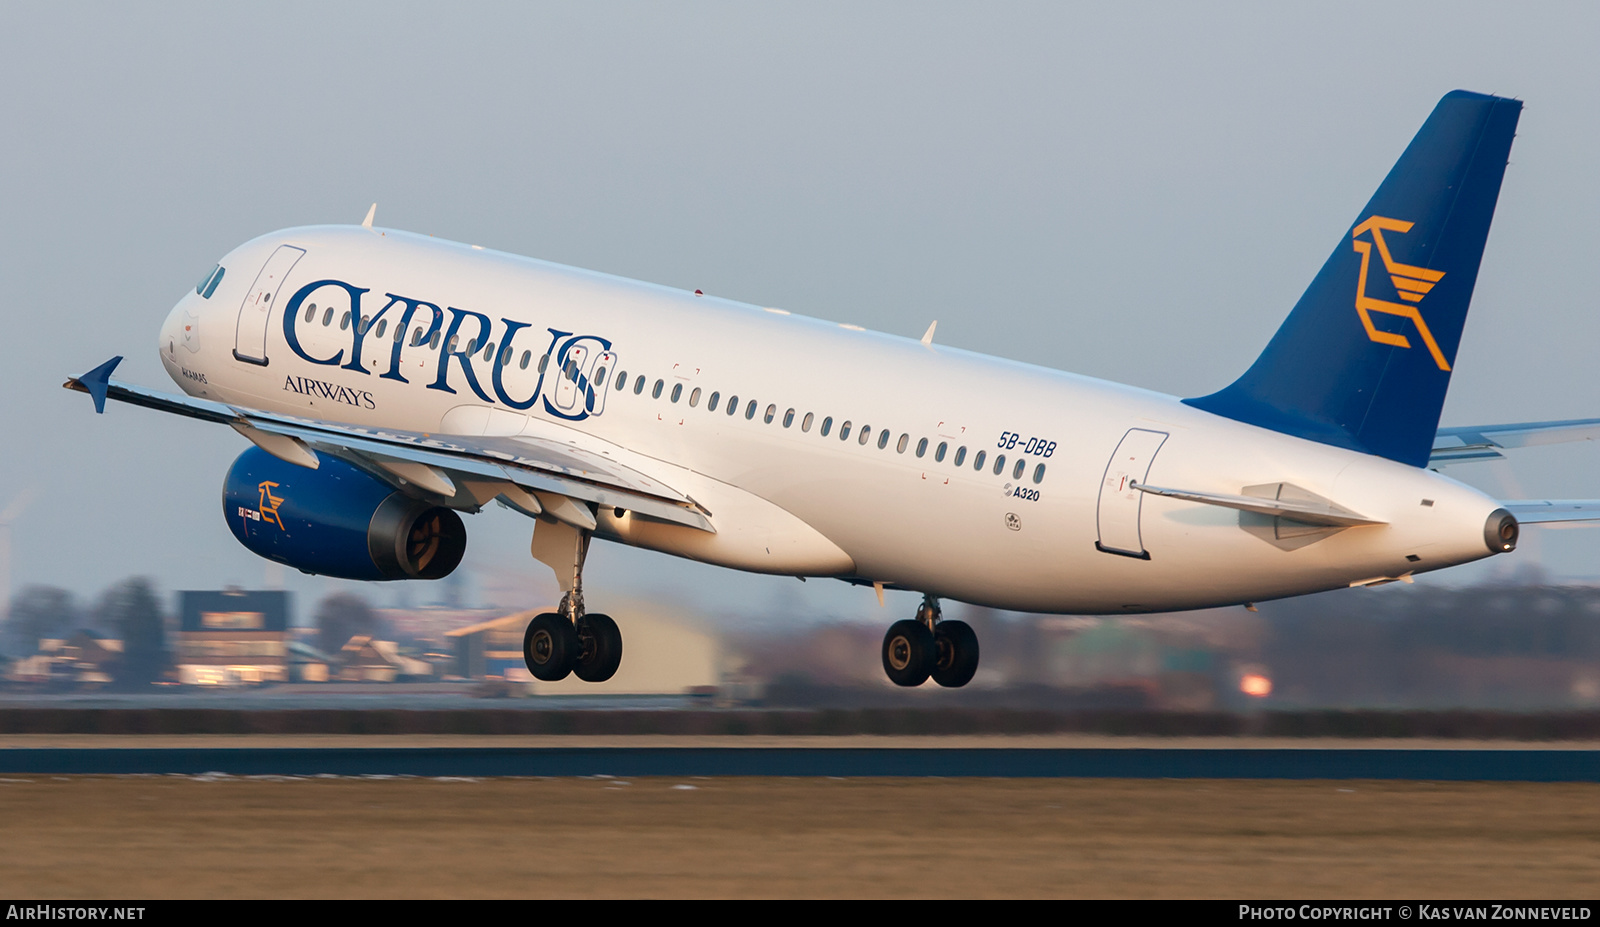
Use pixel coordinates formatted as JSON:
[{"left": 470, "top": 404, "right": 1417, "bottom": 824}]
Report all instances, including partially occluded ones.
[
  {"left": 524, "top": 612, "right": 577, "bottom": 681},
  {"left": 932, "top": 619, "right": 980, "bottom": 688},
  {"left": 574, "top": 613, "right": 623, "bottom": 683},
  {"left": 882, "top": 619, "right": 935, "bottom": 687}
]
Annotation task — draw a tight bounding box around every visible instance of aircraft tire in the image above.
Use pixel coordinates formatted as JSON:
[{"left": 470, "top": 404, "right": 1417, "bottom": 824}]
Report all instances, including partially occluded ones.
[
  {"left": 931, "top": 620, "right": 980, "bottom": 688},
  {"left": 882, "top": 619, "right": 935, "bottom": 687},
  {"left": 574, "top": 613, "right": 623, "bottom": 683},
  {"left": 524, "top": 612, "right": 577, "bottom": 681}
]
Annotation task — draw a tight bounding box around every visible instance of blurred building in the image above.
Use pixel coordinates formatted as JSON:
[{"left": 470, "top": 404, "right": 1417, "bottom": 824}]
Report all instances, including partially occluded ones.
[
  {"left": 287, "top": 639, "right": 336, "bottom": 682},
  {"left": 447, "top": 613, "right": 538, "bottom": 680},
  {"left": 8, "top": 631, "right": 122, "bottom": 686},
  {"left": 338, "top": 634, "right": 432, "bottom": 682},
  {"left": 174, "top": 589, "right": 290, "bottom": 686}
]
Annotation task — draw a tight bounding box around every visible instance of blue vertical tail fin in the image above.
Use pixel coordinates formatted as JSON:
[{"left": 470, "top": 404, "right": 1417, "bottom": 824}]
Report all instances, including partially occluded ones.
[{"left": 1184, "top": 90, "right": 1522, "bottom": 467}]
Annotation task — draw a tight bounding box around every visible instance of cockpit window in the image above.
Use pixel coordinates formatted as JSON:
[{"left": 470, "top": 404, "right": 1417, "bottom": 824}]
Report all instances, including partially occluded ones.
[{"left": 196, "top": 265, "right": 224, "bottom": 299}]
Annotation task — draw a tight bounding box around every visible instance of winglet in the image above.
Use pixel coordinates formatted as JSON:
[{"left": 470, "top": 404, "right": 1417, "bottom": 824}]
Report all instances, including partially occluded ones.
[
  {"left": 920, "top": 321, "right": 937, "bottom": 347},
  {"left": 361, "top": 203, "right": 376, "bottom": 229},
  {"left": 68, "top": 356, "right": 123, "bottom": 413}
]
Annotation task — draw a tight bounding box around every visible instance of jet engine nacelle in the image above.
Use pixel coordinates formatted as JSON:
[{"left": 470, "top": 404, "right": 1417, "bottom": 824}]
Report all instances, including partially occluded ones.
[{"left": 223, "top": 446, "right": 466, "bottom": 581}]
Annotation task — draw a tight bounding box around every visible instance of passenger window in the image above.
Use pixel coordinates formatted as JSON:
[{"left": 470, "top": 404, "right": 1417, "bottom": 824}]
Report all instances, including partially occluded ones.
[
  {"left": 484, "top": 342, "right": 496, "bottom": 361},
  {"left": 745, "top": 400, "right": 757, "bottom": 420},
  {"left": 915, "top": 437, "right": 927, "bottom": 457},
  {"left": 764, "top": 404, "right": 776, "bottom": 424},
  {"left": 935, "top": 441, "right": 947, "bottom": 462},
  {"left": 322, "top": 308, "right": 334, "bottom": 327},
  {"left": 840, "top": 421, "right": 852, "bottom": 441},
  {"left": 821, "top": 417, "right": 833, "bottom": 437},
  {"left": 358, "top": 315, "right": 370, "bottom": 334},
  {"left": 430, "top": 331, "right": 441, "bottom": 349},
  {"left": 341, "top": 312, "right": 352, "bottom": 331},
  {"left": 858, "top": 426, "right": 871, "bottom": 446},
  {"left": 375, "top": 320, "right": 387, "bottom": 339},
  {"left": 465, "top": 338, "right": 476, "bottom": 354},
  {"left": 448, "top": 335, "right": 460, "bottom": 352},
  {"left": 670, "top": 383, "right": 682, "bottom": 403},
  {"left": 652, "top": 379, "right": 664, "bottom": 399},
  {"left": 1033, "top": 463, "right": 1046, "bottom": 484},
  {"left": 304, "top": 304, "right": 317, "bottom": 323},
  {"left": 411, "top": 328, "right": 423, "bottom": 346},
  {"left": 993, "top": 453, "right": 1005, "bottom": 475},
  {"left": 974, "top": 450, "right": 986, "bottom": 471},
  {"left": 708, "top": 391, "right": 720, "bottom": 412},
  {"left": 539, "top": 355, "right": 550, "bottom": 373},
  {"left": 727, "top": 395, "right": 739, "bottom": 416},
  {"left": 879, "top": 431, "right": 891, "bottom": 450},
  {"left": 783, "top": 409, "right": 795, "bottom": 428},
  {"left": 519, "top": 351, "right": 531, "bottom": 370},
  {"left": 633, "top": 376, "right": 645, "bottom": 395},
  {"left": 1013, "top": 458, "right": 1025, "bottom": 480},
  {"left": 615, "top": 371, "right": 627, "bottom": 390},
  {"left": 801, "top": 412, "right": 813, "bottom": 432},
  {"left": 689, "top": 387, "right": 702, "bottom": 407},
  {"left": 953, "top": 446, "right": 966, "bottom": 466},
  {"left": 897, "top": 434, "right": 909, "bottom": 453}
]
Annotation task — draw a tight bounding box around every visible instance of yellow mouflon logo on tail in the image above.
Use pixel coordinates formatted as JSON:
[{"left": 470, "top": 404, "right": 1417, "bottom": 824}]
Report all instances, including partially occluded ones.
[{"left": 1351, "top": 216, "right": 1450, "bottom": 371}]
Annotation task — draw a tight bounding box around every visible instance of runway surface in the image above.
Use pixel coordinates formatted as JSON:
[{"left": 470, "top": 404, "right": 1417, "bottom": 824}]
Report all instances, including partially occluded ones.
[{"left": 3, "top": 742, "right": 1598, "bottom": 779}]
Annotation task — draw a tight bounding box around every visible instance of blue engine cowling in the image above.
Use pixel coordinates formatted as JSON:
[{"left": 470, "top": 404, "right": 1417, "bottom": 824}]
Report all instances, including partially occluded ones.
[{"left": 223, "top": 446, "right": 467, "bottom": 581}]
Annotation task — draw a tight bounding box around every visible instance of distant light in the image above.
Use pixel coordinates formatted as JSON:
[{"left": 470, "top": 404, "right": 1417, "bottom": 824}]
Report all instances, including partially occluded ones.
[{"left": 1240, "top": 674, "right": 1272, "bottom": 698}]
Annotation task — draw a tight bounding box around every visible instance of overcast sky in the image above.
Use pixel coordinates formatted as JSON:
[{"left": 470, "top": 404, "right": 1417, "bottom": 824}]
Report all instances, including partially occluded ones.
[{"left": 1, "top": 2, "right": 1597, "bottom": 623}]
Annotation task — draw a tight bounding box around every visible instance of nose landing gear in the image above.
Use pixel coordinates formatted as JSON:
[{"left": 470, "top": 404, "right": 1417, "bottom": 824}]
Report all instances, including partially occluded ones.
[
  {"left": 881, "top": 593, "right": 979, "bottom": 688},
  {"left": 522, "top": 516, "right": 624, "bottom": 683}
]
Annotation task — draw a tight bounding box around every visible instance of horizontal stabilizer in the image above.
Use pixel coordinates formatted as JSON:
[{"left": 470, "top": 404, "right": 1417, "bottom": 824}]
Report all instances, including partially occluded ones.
[
  {"left": 1431, "top": 418, "right": 1600, "bottom": 464},
  {"left": 1132, "top": 481, "right": 1383, "bottom": 528},
  {"left": 1500, "top": 501, "right": 1600, "bottom": 525}
]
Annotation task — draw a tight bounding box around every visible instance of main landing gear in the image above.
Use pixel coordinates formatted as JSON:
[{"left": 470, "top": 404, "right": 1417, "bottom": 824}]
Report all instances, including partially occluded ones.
[
  {"left": 523, "top": 520, "right": 623, "bottom": 683},
  {"left": 882, "top": 593, "right": 979, "bottom": 688}
]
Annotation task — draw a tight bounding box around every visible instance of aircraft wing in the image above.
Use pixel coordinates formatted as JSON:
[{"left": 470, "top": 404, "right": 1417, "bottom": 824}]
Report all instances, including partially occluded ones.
[
  {"left": 64, "top": 356, "right": 713, "bottom": 533},
  {"left": 1500, "top": 501, "right": 1600, "bottom": 525},
  {"left": 1431, "top": 419, "right": 1600, "bottom": 464}
]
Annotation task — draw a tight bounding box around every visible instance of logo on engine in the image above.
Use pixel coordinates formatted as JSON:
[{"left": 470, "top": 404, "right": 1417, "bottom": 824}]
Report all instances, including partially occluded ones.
[
  {"left": 257, "top": 480, "right": 285, "bottom": 530},
  {"left": 1351, "top": 216, "right": 1450, "bottom": 371}
]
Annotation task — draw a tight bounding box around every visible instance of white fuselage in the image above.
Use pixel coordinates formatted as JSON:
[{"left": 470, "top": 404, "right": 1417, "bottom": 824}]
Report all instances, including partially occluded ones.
[{"left": 160, "top": 226, "right": 1505, "bottom": 613}]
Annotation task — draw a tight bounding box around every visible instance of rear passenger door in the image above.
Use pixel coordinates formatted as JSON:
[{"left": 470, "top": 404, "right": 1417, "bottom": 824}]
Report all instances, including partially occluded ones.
[{"left": 1095, "top": 428, "right": 1168, "bottom": 559}]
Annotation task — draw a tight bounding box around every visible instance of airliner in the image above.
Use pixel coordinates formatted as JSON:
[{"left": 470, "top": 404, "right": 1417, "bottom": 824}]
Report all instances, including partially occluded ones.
[{"left": 68, "top": 90, "right": 1600, "bottom": 688}]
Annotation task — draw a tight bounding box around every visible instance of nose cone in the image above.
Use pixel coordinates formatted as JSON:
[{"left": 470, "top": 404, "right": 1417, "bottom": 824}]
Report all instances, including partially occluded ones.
[{"left": 160, "top": 293, "right": 204, "bottom": 360}]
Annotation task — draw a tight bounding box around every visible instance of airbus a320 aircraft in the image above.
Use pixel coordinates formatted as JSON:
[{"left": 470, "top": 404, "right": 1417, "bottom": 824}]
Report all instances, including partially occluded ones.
[{"left": 68, "top": 90, "right": 1600, "bottom": 688}]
